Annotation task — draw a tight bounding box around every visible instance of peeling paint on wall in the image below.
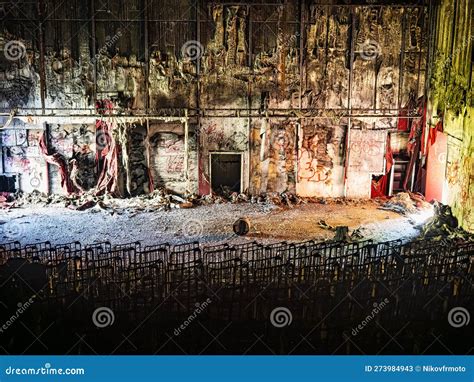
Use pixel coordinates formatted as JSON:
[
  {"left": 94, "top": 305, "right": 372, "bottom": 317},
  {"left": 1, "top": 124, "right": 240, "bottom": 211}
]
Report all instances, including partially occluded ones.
[{"left": 0, "top": 1, "right": 430, "bottom": 201}]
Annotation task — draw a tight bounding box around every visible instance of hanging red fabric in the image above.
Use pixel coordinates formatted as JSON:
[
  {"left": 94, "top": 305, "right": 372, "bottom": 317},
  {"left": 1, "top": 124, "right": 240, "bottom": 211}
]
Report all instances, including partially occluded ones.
[
  {"left": 39, "top": 133, "right": 77, "bottom": 195},
  {"left": 371, "top": 134, "right": 393, "bottom": 198},
  {"left": 95, "top": 100, "right": 120, "bottom": 196}
]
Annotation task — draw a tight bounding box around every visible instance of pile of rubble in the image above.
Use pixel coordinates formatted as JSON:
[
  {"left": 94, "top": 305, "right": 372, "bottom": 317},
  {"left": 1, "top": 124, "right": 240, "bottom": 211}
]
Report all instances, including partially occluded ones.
[
  {"left": 1, "top": 189, "right": 196, "bottom": 213},
  {"left": 1, "top": 191, "right": 68, "bottom": 208},
  {"left": 198, "top": 191, "right": 301, "bottom": 207},
  {"left": 199, "top": 192, "right": 384, "bottom": 208},
  {"left": 2, "top": 189, "right": 390, "bottom": 212},
  {"left": 378, "top": 192, "right": 431, "bottom": 215},
  {"left": 420, "top": 202, "right": 473, "bottom": 242},
  {"left": 249, "top": 192, "right": 303, "bottom": 207}
]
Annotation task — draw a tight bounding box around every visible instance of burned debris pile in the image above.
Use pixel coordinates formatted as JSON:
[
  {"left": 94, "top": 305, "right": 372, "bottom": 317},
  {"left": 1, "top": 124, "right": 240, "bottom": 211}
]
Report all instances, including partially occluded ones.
[
  {"left": 1, "top": 189, "right": 196, "bottom": 213},
  {"left": 421, "top": 202, "right": 472, "bottom": 242},
  {"left": 1, "top": 189, "right": 384, "bottom": 212},
  {"left": 378, "top": 192, "right": 432, "bottom": 215}
]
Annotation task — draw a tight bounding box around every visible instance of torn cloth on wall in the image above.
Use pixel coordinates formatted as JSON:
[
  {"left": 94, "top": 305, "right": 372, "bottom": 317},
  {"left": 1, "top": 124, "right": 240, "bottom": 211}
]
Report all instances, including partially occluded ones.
[
  {"left": 38, "top": 133, "right": 77, "bottom": 195},
  {"left": 95, "top": 100, "right": 120, "bottom": 196}
]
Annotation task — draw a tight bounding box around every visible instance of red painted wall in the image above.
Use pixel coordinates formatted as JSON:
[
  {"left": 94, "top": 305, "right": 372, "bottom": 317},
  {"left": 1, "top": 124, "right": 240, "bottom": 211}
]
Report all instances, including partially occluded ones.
[{"left": 425, "top": 131, "right": 447, "bottom": 203}]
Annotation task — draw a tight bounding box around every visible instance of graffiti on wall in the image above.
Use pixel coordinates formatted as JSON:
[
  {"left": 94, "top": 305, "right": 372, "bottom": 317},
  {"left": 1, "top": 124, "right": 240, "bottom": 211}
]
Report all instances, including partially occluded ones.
[
  {"left": 150, "top": 132, "right": 186, "bottom": 194},
  {"left": 157, "top": 135, "right": 185, "bottom": 174},
  {"left": 0, "top": 127, "right": 47, "bottom": 192},
  {"left": 297, "top": 124, "right": 334, "bottom": 184},
  {"left": 0, "top": 3, "right": 428, "bottom": 198},
  {"left": 348, "top": 130, "right": 386, "bottom": 173},
  {"left": 201, "top": 122, "right": 248, "bottom": 151}
]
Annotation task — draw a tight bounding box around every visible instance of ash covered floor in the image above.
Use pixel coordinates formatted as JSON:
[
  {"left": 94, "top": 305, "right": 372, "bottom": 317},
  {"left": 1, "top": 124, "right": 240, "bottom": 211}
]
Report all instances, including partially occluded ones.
[{"left": 0, "top": 200, "right": 431, "bottom": 247}]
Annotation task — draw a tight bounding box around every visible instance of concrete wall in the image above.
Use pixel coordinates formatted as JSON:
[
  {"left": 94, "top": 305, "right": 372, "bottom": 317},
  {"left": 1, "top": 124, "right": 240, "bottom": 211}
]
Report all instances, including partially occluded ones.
[{"left": 0, "top": 1, "right": 428, "bottom": 199}]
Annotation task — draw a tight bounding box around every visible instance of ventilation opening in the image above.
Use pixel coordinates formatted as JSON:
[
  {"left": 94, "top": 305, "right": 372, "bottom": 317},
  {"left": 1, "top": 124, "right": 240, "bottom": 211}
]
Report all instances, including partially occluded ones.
[
  {"left": 0, "top": 175, "right": 17, "bottom": 192},
  {"left": 210, "top": 153, "right": 242, "bottom": 195}
]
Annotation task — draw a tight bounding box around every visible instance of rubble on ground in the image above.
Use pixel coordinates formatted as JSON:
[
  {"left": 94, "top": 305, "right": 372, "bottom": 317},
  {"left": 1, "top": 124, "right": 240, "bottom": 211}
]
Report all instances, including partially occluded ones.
[
  {"left": 378, "top": 192, "right": 431, "bottom": 215},
  {"left": 199, "top": 192, "right": 384, "bottom": 208},
  {"left": 318, "top": 220, "right": 335, "bottom": 230},
  {"left": 1, "top": 189, "right": 199, "bottom": 213},
  {"left": 0, "top": 190, "right": 438, "bottom": 219},
  {"left": 350, "top": 227, "right": 364, "bottom": 240},
  {"left": 318, "top": 220, "right": 366, "bottom": 242},
  {"left": 420, "top": 202, "right": 473, "bottom": 242},
  {"left": 377, "top": 194, "right": 473, "bottom": 242},
  {"left": 199, "top": 191, "right": 301, "bottom": 207}
]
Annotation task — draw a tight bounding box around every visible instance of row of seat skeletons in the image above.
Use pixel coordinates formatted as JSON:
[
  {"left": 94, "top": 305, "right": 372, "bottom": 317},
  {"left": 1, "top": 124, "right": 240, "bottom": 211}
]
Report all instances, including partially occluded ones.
[
  {"left": 1, "top": 238, "right": 472, "bottom": 273},
  {"left": 1, "top": 240, "right": 472, "bottom": 311},
  {"left": 0, "top": 240, "right": 472, "bottom": 354}
]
